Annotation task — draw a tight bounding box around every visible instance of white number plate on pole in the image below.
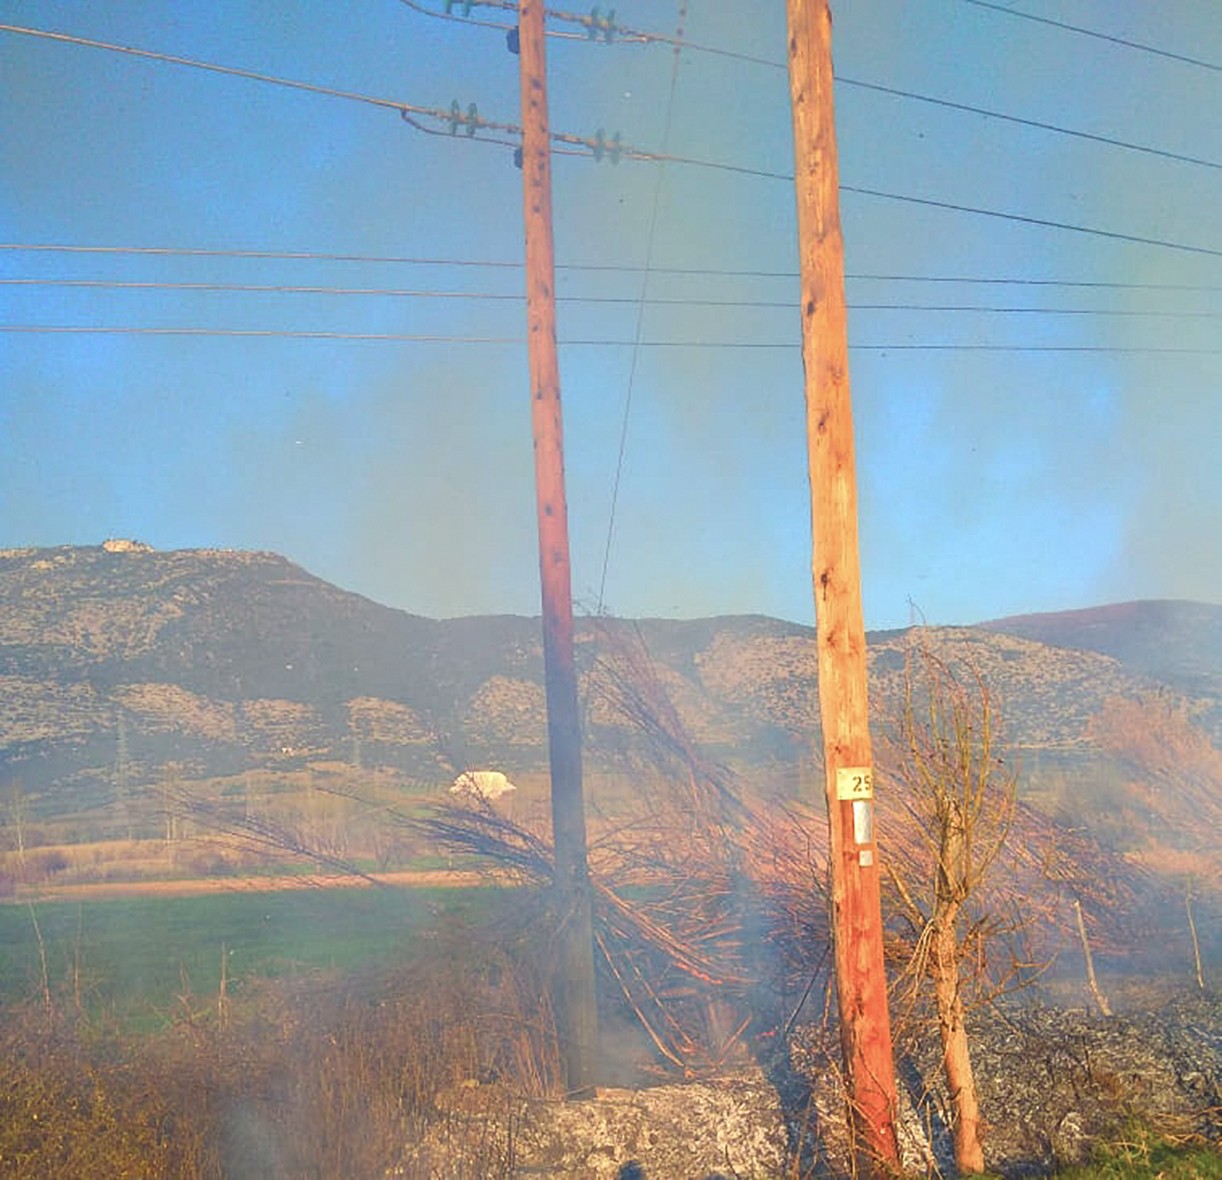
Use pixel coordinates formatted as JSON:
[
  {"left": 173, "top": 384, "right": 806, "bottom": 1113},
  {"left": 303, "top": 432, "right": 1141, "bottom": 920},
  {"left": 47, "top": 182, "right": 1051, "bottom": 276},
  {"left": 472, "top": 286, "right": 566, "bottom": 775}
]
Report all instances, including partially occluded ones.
[{"left": 836, "top": 766, "right": 874, "bottom": 801}]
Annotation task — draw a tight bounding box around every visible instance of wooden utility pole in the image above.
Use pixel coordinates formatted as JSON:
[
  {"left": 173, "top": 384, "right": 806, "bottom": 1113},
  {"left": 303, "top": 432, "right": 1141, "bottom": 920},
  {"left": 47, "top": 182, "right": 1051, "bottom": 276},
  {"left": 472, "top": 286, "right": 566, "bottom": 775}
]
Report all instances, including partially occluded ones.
[
  {"left": 517, "top": 0, "right": 599, "bottom": 1098},
  {"left": 786, "top": 0, "right": 900, "bottom": 1172}
]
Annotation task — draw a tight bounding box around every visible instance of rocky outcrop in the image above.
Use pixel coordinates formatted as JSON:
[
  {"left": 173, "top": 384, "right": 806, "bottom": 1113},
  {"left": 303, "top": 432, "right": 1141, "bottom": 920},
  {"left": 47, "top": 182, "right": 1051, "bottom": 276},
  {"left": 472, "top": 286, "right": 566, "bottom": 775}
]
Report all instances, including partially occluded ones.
[{"left": 394, "top": 1068, "right": 789, "bottom": 1178}]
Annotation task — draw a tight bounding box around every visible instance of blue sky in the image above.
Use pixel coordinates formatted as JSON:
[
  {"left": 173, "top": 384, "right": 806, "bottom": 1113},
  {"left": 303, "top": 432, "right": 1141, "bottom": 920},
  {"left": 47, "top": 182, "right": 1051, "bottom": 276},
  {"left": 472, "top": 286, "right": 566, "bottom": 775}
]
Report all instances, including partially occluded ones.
[{"left": 1, "top": 1, "right": 1219, "bottom": 629}]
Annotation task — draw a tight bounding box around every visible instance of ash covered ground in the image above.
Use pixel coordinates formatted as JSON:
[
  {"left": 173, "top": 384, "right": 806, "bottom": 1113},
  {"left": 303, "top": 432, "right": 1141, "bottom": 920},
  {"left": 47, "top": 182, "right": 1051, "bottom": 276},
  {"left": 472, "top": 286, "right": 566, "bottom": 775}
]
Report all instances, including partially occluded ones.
[{"left": 788, "top": 987, "right": 1221, "bottom": 1177}]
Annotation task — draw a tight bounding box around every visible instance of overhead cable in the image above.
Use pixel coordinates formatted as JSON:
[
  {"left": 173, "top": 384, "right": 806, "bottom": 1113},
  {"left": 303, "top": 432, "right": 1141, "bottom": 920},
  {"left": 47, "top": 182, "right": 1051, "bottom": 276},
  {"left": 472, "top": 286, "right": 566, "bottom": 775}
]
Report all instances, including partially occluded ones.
[
  {"left": 843, "top": 185, "right": 1222, "bottom": 260},
  {"left": 836, "top": 77, "right": 1222, "bottom": 172},
  {"left": 960, "top": 0, "right": 1222, "bottom": 73},
  {"left": 0, "top": 22, "right": 425, "bottom": 114},
  {"left": 7, "top": 279, "right": 1221, "bottom": 318},
  {"left": 3, "top": 245, "right": 1220, "bottom": 291},
  {"left": 397, "top": 0, "right": 781, "bottom": 68},
  {"left": 4, "top": 26, "right": 1219, "bottom": 254},
  {"left": 3, "top": 325, "right": 1220, "bottom": 355},
  {"left": 599, "top": 0, "right": 689, "bottom": 614},
  {"left": 399, "top": 0, "right": 1222, "bottom": 174}
]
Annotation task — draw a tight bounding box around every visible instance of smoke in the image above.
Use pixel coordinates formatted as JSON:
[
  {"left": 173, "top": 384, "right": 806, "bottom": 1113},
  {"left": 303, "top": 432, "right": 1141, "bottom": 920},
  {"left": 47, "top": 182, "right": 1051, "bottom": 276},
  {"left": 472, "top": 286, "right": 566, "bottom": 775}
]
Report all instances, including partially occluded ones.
[{"left": 223, "top": 351, "right": 541, "bottom": 618}]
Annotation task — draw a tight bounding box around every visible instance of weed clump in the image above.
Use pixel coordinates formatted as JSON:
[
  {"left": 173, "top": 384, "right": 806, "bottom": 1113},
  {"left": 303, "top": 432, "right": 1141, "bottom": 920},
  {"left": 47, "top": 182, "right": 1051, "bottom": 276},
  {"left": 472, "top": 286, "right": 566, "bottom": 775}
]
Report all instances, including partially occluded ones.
[{"left": 0, "top": 904, "right": 560, "bottom": 1179}]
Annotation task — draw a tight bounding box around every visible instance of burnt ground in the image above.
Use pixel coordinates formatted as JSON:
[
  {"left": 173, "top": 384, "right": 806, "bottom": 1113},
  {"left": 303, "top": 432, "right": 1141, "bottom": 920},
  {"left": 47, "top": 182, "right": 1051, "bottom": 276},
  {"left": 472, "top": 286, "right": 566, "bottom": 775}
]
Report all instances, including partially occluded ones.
[
  {"left": 393, "top": 985, "right": 1218, "bottom": 1178},
  {"left": 787, "top": 987, "right": 1222, "bottom": 1177}
]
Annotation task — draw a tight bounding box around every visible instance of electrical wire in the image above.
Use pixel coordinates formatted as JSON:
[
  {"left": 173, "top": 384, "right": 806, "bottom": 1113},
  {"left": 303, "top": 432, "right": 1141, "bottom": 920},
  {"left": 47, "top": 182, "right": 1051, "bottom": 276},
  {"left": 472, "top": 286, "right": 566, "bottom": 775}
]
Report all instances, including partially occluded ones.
[
  {"left": 0, "top": 278, "right": 525, "bottom": 299},
  {"left": 0, "top": 325, "right": 521, "bottom": 343},
  {"left": 4, "top": 24, "right": 1219, "bottom": 255},
  {"left": 0, "top": 22, "right": 427, "bottom": 115},
  {"left": 397, "top": 0, "right": 781, "bottom": 68},
  {"left": 850, "top": 304, "right": 1222, "bottom": 320},
  {"left": 398, "top": 0, "right": 1222, "bottom": 177},
  {"left": 0, "top": 242, "right": 524, "bottom": 268},
  {"left": 0, "top": 21, "right": 600, "bottom": 158},
  {"left": 7, "top": 279, "right": 1221, "bottom": 319},
  {"left": 2, "top": 326, "right": 1219, "bottom": 355},
  {"left": 960, "top": 0, "right": 1222, "bottom": 74},
  {"left": 397, "top": 0, "right": 528, "bottom": 39},
  {"left": 0, "top": 22, "right": 778, "bottom": 174},
  {"left": 852, "top": 344, "right": 1222, "bottom": 355},
  {"left": 846, "top": 275, "right": 1222, "bottom": 292},
  {"left": 3, "top": 246, "right": 1220, "bottom": 292},
  {"left": 842, "top": 185, "right": 1222, "bottom": 260},
  {"left": 835, "top": 77, "right": 1222, "bottom": 172},
  {"left": 598, "top": 0, "right": 687, "bottom": 615}
]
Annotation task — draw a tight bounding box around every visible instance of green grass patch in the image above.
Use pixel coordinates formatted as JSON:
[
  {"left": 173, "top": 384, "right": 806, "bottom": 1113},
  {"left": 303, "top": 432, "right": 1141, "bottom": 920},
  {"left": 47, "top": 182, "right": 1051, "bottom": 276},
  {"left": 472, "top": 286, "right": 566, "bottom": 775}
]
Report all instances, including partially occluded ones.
[
  {"left": 1057, "top": 1134, "right": 1221, "bottom": 1178},
  {"left": 0, "top": 885, "right": 497, "bottom": 1025}
]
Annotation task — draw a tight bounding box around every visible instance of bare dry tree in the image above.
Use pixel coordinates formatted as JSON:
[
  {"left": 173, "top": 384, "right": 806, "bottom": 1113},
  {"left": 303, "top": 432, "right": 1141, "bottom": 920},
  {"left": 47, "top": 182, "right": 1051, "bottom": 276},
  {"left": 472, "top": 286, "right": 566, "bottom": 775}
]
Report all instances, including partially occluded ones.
[
  {"left": 874, "top": 635, "right": 1165, "bottom": 1172},
  {"left": 415, "top": 622, "right": 840, "bottom": 1077},
  {"left": 877, "top": 634, "right": 1025, "bottom": 1174}
]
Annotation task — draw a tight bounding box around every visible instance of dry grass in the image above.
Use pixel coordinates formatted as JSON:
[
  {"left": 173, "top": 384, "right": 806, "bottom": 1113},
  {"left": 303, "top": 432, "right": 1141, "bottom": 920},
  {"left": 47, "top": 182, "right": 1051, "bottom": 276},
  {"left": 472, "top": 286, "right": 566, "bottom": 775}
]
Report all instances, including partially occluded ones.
[
  {"left": 0, "top": 900, "right": 561, "bottom": 1179},
  {"left": 412, "top": 625, "right": 1169, "bottom": 1084}
]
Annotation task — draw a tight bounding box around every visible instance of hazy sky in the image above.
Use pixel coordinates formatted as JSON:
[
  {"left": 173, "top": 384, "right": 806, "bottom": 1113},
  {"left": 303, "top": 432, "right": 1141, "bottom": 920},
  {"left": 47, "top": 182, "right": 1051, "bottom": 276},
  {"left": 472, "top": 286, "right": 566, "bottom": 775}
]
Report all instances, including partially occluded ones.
[{"left": 1, "top": 1, "right": 1219, "bottom": 629}]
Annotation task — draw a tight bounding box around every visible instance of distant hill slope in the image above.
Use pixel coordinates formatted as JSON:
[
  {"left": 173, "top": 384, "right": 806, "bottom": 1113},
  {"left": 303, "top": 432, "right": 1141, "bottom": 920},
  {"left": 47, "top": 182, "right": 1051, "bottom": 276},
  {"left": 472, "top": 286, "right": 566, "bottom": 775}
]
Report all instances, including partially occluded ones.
[
  {"left": 979, "top": 601, "right": 1222, "bottom": 702},
  {"left": 0, "top": 544, "right": 1216, "bottom": 817}
]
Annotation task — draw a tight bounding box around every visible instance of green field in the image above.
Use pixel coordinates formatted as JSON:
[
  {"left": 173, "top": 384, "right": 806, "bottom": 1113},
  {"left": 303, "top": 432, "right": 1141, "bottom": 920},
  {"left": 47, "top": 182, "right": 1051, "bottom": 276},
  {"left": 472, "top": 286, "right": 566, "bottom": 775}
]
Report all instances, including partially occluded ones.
[{"left": 0, "top": 885, "right": 492, "bottom": 1023}]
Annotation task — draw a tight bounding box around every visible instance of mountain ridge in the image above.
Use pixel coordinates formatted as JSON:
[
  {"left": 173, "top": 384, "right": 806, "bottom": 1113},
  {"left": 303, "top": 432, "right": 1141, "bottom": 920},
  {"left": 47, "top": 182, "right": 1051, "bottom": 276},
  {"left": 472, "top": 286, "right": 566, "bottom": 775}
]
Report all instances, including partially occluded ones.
[{"left": 0, "top": 544, "right": 1217, "bottom": 820}]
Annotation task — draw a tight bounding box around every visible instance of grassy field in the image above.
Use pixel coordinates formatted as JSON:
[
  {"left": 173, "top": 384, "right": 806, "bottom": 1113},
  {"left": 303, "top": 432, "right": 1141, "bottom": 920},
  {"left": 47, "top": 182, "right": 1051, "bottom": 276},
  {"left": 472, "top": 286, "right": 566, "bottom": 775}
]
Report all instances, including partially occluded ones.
[
  {"left": 0, "top": 884, "right": 493, "bottom": 1024},
  {"left": 0, "top": 881, "right": 556, "bottom": 1179}
]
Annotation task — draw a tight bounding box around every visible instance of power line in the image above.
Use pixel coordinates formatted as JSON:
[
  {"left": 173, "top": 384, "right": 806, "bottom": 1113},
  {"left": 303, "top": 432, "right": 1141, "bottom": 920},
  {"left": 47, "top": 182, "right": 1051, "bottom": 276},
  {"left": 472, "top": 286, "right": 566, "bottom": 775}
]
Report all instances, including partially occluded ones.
[
  {"left": 960, "top": 1, "right": 1222, "bottom": 74},
  {"left": 599, "top": 0, "right": 688, "bottom": 615},
  {"left": 3, "top": 325, "right": 1220, "bottom": 355},
  {"left": 0, "top": 242, "right": 521, "bottom": 268},
  {"left": 0, "top": 22, "right": 588, "bottom": 161},
  {"left": 852, "top": 344, "right": 1222, "bottom": 355},
  {"left": 0, "top": 22, "right": 428, "bottom": 115},
  {"left": 846, "top": 275, "right": 1222, "bottom": 292},
  {"left": 5, "top": 25, "right": 1220, "bottom": 254},
  {"left": 3, "top": 245, "right": 1220, "bottom": 291},
  {"left": 0, "top": 278, "right": 525, "bottom": 299},
  {"left": 849, "top": 304, "right": 1222, "bottom": 320},
  {"left": 0, "top": 325, "right": 524, "bottom": 343},
  {"left": 400, "top": 0, "right": 1222, "bottom": 174},
  {"left": 0, "top": 241, "right": 795, "bottom": 276},
  {"left": 0, "top": 22, "right": 778, "bottom": 175},
  {"left": 7, "top": 279, "right": 1221, "bottom": 318},
  {"left": 397, "top": 0, "right": 525, "bottom": 39},
  {"left": 835, "top": 76, "right": 1222, "bottom": 172},
  {"left": 398, "top": 0, "right": 782, "bottom": 68},
  {"left": 843, "top": 184, "right": 1222, "bottom": 260}
]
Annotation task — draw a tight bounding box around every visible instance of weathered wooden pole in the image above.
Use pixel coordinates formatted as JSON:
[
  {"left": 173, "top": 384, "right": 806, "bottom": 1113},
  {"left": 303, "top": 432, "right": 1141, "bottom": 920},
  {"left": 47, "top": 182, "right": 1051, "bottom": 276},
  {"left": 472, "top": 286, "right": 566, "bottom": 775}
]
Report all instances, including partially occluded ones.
[
  {"left": 786, "top": 0, "right": 900, "bottom": 1171},
  {"left": 517, "top": 0, "right": 599, "bottom": 1098}
]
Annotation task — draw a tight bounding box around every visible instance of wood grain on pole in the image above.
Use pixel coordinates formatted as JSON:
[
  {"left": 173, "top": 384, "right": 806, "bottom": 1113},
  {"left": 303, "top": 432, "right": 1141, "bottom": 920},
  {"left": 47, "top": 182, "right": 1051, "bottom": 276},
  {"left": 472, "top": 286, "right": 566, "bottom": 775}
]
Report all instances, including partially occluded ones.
[
  {"left": 518, "top": 0, "right": 599, "bottom": 1097},
  {"left": 786, "top": 0, "right": 900, "bottom": 1169}
]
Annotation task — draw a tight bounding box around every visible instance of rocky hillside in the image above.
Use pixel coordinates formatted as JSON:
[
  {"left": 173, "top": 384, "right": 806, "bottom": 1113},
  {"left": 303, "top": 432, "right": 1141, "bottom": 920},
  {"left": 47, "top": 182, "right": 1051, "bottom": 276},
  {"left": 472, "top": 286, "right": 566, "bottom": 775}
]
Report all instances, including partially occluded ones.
[
  {"left": 0, "top": 544, "right": 1217, "bottom": 820},
  {"left": 981, "top": 599, "right": 1222, "bottom": 707}
]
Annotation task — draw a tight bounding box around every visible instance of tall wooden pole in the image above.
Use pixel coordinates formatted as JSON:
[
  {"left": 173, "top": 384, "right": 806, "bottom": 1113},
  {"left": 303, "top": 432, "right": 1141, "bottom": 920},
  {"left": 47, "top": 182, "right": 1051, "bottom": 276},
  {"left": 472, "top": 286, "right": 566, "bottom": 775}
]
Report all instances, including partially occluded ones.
[
  {"left": 786, "top": 0, "right": 900, "bottom": 1171},
  {"left": 518, "top": 0, "right": 598, "bottom": 1098}
]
